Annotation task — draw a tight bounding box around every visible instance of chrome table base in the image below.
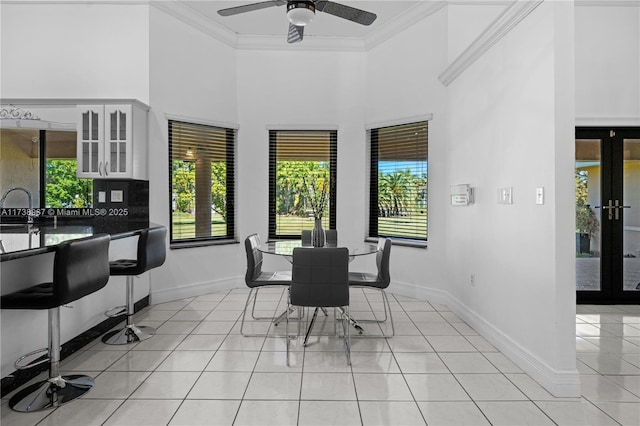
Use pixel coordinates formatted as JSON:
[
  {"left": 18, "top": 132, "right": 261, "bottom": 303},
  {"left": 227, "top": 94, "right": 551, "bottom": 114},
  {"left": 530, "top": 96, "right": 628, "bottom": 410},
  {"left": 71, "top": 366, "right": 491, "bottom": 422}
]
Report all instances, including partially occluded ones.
[
  {"left": 102, "top": 324, "right": 155, "bottom": 345},
  {"left": 9, "top": 374, "right": 94, "bottom": 412}
]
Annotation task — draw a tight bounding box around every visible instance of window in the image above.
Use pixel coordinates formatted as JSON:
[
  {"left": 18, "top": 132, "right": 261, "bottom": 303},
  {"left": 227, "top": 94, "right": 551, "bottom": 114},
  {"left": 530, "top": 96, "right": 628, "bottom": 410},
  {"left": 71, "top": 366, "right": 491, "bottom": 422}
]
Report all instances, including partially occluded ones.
[
  {"left": 269, "top": 130, "right": 337, "bottom": 239},
  {"left": 369, "top": 121, "right": 428, "bottom": 241},
  {"left": 0, "top": 129, "right": 92, "bottom": 209},
  {"left": 169, "top": 120, "right": 235, "bottom": 245},
  {"left": 45, "top": 131, "right": 93, "bottom": 208}
]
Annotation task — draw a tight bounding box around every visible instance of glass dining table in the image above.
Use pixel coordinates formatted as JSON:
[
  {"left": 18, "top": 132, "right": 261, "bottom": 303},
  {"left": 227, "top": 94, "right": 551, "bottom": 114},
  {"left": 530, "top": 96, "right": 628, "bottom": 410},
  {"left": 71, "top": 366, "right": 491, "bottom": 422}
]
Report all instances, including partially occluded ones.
[
  {"left": 258, "top": 239, "right": 380, "bottom": 338},
  {"left": 258, "top": 239, "right": 379, "bottom": 261}
]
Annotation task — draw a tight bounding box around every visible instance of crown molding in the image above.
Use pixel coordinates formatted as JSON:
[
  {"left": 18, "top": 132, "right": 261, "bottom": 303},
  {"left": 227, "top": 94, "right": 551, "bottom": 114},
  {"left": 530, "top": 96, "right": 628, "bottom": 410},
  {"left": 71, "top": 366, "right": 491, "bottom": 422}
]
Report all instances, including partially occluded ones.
[
  {"left": 365, "top": 1, "right": 448, "bottom": 51},
  {"left": 150, "top": 0, "right": 238, "bottom": 49},
  {"left": 438, "top": 0, "right": 544, "bottom": 87}
]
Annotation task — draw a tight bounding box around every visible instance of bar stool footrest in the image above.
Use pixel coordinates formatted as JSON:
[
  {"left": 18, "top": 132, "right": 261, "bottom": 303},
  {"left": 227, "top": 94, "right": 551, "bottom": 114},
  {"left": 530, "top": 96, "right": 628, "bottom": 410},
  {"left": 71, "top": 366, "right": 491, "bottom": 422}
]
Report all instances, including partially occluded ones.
[
  {"left": 14, "top": 348, "right": 49, "bottom": 370},
  {"left": 8, "top": 374, "right": 94, "bottom": 412},
  {"left": 104, "top": 305, "right": 127, "bottom": 318},
  {"left": 102, "top": 325, "right": 156, "bottom": 345}
]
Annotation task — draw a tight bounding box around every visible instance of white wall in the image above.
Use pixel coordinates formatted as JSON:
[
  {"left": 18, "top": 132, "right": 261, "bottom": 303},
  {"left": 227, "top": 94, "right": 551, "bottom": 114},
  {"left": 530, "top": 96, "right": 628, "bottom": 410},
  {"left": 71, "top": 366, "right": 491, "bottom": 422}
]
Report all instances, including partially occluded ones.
[
  {"left": 0, "top": 3, "right": 149, "bottom": 102},
  {"left": 364, "top": 7, "right": 449, "bottom": 297},
  {"left": 147, "top": 6, "right": 243, "bottom": 302},
  {"left": 0, "top": 2, "right": 151, "bottom": 377},
  {"left": 575, "top": 3, "right": 640, "bottom": 123},
  {"left": 445, "top": 2, "right": 578, "bottom": 396},
  {"left": 236, "top": 48, "right": 366, "bottom": 274}
]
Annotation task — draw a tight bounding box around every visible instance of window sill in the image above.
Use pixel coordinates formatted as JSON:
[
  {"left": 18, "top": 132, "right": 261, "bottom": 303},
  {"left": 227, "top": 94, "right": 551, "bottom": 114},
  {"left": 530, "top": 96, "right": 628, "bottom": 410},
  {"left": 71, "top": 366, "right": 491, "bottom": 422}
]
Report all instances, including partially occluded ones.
[
  {"left": 170, "top": 239, "right": 238, "bottom": 250},
  {"left": 365, "top": 237, "right": 428, "bottom": 249}
]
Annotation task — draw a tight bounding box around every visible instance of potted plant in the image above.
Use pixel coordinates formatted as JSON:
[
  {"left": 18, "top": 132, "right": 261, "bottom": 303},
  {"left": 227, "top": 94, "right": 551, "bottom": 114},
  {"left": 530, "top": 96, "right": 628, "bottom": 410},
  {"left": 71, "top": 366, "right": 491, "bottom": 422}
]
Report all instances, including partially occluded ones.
[{"left": 576, "top": 204, "right": 599, "bottom": 254}]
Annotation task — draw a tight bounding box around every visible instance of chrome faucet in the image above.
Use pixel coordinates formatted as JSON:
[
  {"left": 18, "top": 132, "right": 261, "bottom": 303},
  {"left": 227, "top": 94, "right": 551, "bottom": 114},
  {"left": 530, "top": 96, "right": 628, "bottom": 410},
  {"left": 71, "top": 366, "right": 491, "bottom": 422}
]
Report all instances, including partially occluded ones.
[{"left": 0, "top": 187, "right": 34, "bottom": 223}]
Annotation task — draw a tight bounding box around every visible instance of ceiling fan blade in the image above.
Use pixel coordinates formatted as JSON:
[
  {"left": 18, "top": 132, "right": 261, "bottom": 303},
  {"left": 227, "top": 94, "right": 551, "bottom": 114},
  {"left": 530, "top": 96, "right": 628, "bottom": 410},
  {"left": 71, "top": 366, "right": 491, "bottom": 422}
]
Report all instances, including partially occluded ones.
[
  {"left": 218, "top": 0, "right": 286, "bottom": 17},
  {"left": 287, "top": 23, "right": 304, "bottom": 43},
  {"left": 315, "top": 1, "right": 377, "bottom": 25}
]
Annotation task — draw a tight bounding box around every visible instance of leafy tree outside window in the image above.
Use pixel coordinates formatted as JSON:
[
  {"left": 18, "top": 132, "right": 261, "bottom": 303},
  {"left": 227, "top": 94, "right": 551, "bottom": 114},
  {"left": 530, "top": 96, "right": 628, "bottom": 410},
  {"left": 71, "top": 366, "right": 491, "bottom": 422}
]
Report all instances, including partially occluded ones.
[
  {"left": 369, "top": 121, "right": 428, "bottom": 241},
  {"left": 169, "top": 121, "right": 235, "bottom": 244},
  {"left": 269, "top": 130, "right": 337, "bottom": 239},
  {"left": 46, "top": 160, "right": 93, "bottom": 208}
]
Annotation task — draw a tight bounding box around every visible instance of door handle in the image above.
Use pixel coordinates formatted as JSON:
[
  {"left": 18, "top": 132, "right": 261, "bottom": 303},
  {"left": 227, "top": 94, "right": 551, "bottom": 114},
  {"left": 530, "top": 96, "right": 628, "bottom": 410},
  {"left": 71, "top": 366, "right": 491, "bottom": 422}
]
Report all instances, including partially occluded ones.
[
  {"left": 613, "top": 200, "right": 631, "bottom": 221},
  {"left": 600, "top": 200, "right": 615, "bottom": 220}
]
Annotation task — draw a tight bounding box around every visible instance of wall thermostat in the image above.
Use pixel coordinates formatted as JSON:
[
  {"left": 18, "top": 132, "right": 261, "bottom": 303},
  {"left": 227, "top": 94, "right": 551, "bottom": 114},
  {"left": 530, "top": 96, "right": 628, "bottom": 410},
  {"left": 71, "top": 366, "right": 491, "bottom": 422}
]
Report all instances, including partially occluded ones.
[{"left": 450, "top": 184, "right": 473, "bottom": 206}]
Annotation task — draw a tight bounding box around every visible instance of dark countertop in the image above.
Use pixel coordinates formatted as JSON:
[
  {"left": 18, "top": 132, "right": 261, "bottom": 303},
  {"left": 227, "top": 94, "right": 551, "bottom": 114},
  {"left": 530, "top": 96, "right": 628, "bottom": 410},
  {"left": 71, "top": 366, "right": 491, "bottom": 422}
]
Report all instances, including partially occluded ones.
[{"left": 0, "top": 219, "right": 161, "bottom": 262}]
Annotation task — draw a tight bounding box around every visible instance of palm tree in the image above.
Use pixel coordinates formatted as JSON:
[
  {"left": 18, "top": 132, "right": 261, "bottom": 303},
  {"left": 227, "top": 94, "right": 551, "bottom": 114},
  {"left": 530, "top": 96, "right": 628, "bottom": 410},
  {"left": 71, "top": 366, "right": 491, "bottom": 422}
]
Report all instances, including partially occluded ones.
[{"left": 381, "top": 171, "right": 411, "bottom": 216}]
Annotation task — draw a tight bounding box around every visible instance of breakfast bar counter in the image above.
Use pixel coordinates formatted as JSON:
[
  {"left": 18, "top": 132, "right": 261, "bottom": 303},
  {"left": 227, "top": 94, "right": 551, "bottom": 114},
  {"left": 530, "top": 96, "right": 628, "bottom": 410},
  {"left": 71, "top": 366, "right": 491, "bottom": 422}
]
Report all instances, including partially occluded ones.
[{"left": 0, "top": 218, "right": 160, "bottom": 262}]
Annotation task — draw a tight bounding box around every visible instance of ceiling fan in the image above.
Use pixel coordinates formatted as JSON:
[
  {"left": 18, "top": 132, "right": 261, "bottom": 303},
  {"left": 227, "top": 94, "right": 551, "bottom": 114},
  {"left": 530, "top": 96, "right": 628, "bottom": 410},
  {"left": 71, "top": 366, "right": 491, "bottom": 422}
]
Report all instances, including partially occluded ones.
[{"left": 217, "top": 1, "right": 377, "bottom": 43}]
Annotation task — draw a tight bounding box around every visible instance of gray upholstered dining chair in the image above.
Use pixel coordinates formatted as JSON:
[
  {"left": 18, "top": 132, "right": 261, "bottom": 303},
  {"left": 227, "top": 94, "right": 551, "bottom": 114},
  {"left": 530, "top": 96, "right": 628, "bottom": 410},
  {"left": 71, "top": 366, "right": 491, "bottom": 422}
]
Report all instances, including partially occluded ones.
[
  {"left": 286, "top": 247, "right": 350, "bottom": 366},
  {"left": 348, "top": 237, "right": 394, "bottom": 336},
  {"left": 241, "top": 233, "right": 292, "bottom": 336},
  {"left": 301, "top": 229, "right": 337, "bottom": 245}
]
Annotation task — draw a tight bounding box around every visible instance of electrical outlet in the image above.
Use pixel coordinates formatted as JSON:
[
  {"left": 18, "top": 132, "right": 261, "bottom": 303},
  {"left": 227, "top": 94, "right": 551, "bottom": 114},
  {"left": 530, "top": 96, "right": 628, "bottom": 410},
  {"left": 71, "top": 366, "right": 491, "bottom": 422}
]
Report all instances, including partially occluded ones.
[{"left": 470, "top": 274, "right": 475, "bottom": 287}]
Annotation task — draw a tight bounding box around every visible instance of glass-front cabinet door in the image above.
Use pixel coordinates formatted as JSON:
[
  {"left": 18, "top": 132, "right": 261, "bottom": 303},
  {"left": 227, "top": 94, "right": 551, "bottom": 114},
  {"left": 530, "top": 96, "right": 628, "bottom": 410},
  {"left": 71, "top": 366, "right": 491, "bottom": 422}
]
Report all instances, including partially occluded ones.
[
  {"left": 105, "top": 104, "right": 132, "bottom": 177},
  {"left": 77, "top": 105, "right": 104, "bottom": 178},
  {"left": 76, "top": 104, "right": 133, "bottom": 179},
  {"left": 576, "top": 127, "right": 640, "bottom": 304}
]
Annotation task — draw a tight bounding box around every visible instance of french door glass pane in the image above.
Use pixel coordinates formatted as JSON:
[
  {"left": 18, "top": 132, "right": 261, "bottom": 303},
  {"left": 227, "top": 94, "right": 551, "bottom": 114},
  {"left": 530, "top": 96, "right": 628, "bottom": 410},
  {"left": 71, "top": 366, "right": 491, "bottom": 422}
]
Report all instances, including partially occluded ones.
[
  {"left": 623, "top": 138, "right": 640, "bottom": 292},
  {"left": 576, "top": 138, "right": 602, "bottom": 292}
]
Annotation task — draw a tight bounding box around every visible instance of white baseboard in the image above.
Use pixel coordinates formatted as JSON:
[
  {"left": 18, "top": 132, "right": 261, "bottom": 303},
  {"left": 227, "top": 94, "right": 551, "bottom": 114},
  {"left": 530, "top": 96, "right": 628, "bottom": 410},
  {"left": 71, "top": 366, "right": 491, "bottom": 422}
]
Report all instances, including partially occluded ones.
[
  {"left": 391, "top": 280, "right": 581, "bottom": 398},
  {"left": 150, "top": 277, "right": 243, "bottom": 305}
]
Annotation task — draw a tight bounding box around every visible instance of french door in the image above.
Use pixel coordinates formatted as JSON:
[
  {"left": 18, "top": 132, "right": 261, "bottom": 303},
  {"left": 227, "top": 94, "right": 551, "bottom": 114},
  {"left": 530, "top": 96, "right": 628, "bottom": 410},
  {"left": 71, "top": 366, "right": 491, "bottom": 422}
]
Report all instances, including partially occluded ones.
[{"left": 576, "top": 127, "right": 640, "bottom": 304}]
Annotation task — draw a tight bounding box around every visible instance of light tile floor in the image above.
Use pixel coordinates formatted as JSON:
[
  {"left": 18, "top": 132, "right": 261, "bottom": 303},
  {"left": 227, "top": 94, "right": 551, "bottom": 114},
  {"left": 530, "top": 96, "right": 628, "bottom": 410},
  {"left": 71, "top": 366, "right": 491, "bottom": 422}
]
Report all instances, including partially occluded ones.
[{"left": 2, "top": 289, "right": 639, "bottom": 425}]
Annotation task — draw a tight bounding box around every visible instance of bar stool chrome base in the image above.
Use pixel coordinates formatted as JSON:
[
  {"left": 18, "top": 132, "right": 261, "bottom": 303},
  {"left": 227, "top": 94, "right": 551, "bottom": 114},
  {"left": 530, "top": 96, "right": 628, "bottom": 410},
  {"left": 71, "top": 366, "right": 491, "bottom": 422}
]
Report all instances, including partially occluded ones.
[
  {"left": 9, "top": 374, "right": 94, "bottom": 412},
  {"left": 102, "top": 324, "right": 155, "bottom": 345}
]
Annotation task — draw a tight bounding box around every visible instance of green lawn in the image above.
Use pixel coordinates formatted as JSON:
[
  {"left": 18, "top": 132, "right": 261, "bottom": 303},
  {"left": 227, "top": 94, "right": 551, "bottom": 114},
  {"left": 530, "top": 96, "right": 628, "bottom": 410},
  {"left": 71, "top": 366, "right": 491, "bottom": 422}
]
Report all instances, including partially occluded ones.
[
  {"left": 172, "top": 212, "right": 427, "bottom": 240},
  {"left": 172, "top": 211, "right": 227, "bottom": 240}
]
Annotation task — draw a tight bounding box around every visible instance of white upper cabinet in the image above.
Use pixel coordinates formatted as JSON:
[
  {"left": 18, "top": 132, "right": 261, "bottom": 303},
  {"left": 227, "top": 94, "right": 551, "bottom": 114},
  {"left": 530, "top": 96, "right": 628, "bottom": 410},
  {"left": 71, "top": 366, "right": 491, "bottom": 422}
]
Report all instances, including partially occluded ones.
[
  {"left": 105, "top": 104, "right": 132, "bottom": 177},
  {"left": 77, "top": 102, "right": 147, "bottom": 179},
  {"left": 77, "top": 105, "right": 105, "bottom": 177}
]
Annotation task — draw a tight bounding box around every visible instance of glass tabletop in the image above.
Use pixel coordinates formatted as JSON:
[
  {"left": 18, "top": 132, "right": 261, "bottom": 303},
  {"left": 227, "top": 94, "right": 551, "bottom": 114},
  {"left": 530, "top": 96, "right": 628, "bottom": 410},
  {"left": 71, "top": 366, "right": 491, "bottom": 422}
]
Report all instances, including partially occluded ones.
[{"left": 259, "top": 240, "right": 379, "bottom": 257}]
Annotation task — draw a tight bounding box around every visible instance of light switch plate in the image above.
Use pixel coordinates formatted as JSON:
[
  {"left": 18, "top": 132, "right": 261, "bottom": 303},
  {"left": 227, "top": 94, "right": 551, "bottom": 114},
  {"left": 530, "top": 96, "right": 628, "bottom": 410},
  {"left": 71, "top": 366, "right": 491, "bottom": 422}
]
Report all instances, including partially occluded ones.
[
  {"left": 98, "top": 191, "right": 106, "bottom": 203},
  {"left": 536, "top": 187, "right": 544, "bottom": 205},
  {"left": 498, "top": 187, "right": 513, "bottom": 204},
  {"left": 110, "top": 190, "right": 124, "bottom": 203}
]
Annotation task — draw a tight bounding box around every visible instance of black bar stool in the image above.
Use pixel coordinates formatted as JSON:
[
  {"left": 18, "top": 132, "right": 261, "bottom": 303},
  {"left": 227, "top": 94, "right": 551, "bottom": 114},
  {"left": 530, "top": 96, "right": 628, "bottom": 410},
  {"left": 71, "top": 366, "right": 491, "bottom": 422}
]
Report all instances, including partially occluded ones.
[
  {"left": 0, "top": 234, "right": 111, "bottom": 412},
  {"left": 102, "top": 227, "right": 167, "bottom": 345}
]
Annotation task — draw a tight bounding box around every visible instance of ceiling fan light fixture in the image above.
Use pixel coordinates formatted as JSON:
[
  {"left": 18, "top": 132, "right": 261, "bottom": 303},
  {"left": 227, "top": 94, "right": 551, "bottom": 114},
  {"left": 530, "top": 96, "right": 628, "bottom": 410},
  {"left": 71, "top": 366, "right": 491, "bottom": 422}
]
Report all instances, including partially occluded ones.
[{"left": 287, "top": 1, "right": 315, "bottom": 26}]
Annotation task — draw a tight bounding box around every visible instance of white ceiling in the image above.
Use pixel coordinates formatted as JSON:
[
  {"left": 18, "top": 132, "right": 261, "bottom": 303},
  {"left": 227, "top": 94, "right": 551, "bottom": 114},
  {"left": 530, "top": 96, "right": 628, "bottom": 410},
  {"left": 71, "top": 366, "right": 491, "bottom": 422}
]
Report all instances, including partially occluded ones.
[{"left": 178, "top": 1, "right": 428, "bottom": 39}]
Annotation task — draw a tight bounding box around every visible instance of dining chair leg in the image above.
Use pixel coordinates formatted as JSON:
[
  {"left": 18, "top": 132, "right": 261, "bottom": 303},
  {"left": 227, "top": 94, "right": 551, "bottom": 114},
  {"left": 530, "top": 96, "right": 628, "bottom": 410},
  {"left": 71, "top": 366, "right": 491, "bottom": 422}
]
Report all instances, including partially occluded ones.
[
  {"left": 286, "top": 295, "right": 290, "bottom": 367},
  {"left": 343, "top": 306, "right": 351, "bottom": 366},
  {"left": 381, "top": 290, "right": 395, "bottom": 337},
  {"left": 303, "top": 308, "right": 319, "bottom": 347},
  {"left": 250, "top": 288, "right": 260, "bottom": 319},
  {"left": 240, "top": 288, "right": 255, "bottom": 337}
]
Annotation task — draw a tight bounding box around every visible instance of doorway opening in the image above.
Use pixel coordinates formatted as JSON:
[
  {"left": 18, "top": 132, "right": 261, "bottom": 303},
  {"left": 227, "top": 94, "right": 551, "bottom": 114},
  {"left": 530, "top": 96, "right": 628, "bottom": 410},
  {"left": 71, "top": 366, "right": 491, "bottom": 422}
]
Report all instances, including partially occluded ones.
[{"left": 575, "top": 127, "right": 640, "bottom": 304}]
